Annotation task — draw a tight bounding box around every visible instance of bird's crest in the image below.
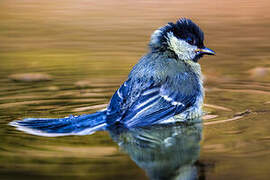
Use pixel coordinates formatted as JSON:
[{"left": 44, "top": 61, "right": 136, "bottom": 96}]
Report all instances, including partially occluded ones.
[{"left": 149, "top": 18, "right": 204, "bottom": 53}]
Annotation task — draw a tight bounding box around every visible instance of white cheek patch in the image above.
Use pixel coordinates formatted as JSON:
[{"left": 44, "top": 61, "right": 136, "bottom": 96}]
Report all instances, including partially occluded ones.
[{"left": 166, "top": 32, "right": 197, "bottom": 60}]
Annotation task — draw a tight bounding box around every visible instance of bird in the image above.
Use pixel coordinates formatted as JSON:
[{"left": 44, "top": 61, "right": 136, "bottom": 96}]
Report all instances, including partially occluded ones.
[{"left": 9, "top": 18, "right": 215, "bottom": 137}]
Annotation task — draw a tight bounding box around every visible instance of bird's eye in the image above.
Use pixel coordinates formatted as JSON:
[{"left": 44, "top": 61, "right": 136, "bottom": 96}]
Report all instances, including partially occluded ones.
[{"left": 186, "top": 37, "right": 196, "bottom": 45}]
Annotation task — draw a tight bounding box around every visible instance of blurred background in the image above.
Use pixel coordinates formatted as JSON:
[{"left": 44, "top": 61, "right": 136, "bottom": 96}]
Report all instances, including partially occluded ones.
[{"left": 1, "top": 0, "right": 270, "bottom": 179}]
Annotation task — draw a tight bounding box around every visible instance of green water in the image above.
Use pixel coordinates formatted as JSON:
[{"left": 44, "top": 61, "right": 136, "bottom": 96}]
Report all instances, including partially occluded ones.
[{"left": 1, "top": 0, "right": 270, "bottom": 179}]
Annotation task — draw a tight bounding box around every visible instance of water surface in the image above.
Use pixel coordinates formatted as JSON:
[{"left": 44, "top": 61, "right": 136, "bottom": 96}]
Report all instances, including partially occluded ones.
[{"left": 1, "top": 0, "right": 270, "bottom": 179}]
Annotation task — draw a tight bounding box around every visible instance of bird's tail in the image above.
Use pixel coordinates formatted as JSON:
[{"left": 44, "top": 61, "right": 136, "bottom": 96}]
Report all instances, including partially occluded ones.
[{"left": 9, "top": 110, "right": 107, "bottom": 137}]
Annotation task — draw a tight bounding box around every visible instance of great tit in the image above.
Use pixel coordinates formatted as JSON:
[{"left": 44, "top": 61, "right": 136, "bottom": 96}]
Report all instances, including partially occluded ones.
[{"left": 10, "top": 18, "right": 215, "bottom": 136}]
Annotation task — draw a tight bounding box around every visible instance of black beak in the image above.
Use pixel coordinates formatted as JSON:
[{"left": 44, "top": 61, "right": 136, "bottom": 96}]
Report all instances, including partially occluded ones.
[{"left": 195, "top": 47, "right": 216, "bottom": 55}]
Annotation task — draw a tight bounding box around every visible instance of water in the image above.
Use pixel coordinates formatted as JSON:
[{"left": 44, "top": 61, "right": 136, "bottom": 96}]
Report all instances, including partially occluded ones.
[{"left": 1, "top": 0, "right": 270, "bottom": 179}]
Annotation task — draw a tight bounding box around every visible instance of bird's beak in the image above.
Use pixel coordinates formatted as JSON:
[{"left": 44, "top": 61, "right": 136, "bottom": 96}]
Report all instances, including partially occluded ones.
[{"left": 195, "top": 47, "right": 216, "bottom": 55}]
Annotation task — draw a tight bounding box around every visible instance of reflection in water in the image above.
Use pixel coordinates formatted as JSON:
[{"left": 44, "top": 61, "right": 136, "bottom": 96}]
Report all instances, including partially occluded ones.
[{"left": 109, "top": 119, "right": 202, "bottom": 180}]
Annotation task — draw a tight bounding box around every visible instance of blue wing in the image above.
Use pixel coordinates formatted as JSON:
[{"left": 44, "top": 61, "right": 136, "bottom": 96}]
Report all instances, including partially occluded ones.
[{"left": 106, "top": 75, "right": 199, "bottom": 128}]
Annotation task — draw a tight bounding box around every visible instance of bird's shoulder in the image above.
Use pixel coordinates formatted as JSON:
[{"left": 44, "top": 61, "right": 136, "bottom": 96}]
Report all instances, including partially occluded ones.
[
  {"left": 128, "top": 53, "right": 202, "bottom": 94},
  {"left": 129, "top": 53, "right": 188, "bottom": 82}
]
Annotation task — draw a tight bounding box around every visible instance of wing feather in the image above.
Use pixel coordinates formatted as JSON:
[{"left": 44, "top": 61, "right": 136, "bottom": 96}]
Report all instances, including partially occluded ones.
[{"left": 107, "top": 77, "right": 198, "bottom": 128}]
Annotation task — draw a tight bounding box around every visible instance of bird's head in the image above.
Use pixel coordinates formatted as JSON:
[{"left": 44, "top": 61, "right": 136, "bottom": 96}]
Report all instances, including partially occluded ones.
[{"left": 149, "top": 18, "right": 215, "bottom": 62}]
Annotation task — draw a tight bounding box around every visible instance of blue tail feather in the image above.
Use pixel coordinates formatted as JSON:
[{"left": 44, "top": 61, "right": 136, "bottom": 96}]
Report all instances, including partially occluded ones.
[{"left": 9, "top": 110, "right": 107, "bottom": 137}]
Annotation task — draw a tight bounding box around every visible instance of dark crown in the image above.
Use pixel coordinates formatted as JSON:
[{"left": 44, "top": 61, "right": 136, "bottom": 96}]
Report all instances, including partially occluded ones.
[{"left": 149, "top": 18, "right": 204, "bottom": 52}]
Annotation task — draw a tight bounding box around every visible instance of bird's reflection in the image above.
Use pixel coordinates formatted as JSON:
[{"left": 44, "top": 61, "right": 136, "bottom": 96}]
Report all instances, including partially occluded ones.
[{"left": 108, "top": 118, "right": 203, "bottom": 180}]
